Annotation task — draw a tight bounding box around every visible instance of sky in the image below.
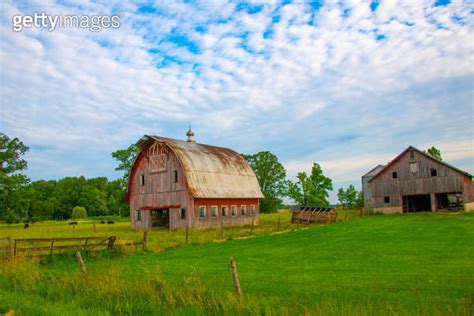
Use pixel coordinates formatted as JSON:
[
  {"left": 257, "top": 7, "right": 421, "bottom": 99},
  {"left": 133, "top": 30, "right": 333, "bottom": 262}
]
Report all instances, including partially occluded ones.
[{"left": 0, "top": 0, "right": 473, "bottom": 203}]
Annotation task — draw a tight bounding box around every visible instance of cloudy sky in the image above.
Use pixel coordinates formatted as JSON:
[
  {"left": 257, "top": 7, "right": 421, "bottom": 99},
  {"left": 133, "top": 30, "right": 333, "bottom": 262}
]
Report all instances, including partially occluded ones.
[{"left": 1, "top": 0, "right": 473, "bottom": 203}]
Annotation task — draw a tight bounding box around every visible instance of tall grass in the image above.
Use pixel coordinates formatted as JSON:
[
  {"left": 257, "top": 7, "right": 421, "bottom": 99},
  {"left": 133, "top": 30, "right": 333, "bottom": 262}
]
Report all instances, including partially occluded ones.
[{"left": 1, "top": 212, "right": 472, "bottom": 315}]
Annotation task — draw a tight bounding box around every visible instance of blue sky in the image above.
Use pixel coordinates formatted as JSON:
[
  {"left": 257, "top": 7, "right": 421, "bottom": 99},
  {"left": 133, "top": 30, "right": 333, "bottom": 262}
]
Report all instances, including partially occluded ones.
[{"left": 1, "top": 0, "right": 473, "bottom": 203}]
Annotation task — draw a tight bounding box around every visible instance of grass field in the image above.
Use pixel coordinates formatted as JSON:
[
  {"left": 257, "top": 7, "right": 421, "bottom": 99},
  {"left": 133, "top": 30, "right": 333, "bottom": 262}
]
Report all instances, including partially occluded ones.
[{"left": 1, "top": 212, "right": 473, "bottom": 315}]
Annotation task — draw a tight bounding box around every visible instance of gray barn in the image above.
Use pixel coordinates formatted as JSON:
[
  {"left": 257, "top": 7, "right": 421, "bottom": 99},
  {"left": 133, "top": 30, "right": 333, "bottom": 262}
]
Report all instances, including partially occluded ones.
[{"left": 362, "top": 146, "right": 474, "bottom": 213}]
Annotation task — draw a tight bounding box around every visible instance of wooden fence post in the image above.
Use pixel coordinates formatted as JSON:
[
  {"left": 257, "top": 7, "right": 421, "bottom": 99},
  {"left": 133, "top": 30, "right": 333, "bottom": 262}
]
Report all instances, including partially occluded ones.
[
  {"left": 277, "top": 216, "right": 281, "bottom": 230},
  {"left": 297, "top": 212, "right": 301, "bottom": 228},
  {"left": 72, "top": 225, "right": 75, "bottom": 237},
  {"left": 250, "top": 217, "right": 255, "bottom": 234},
  {"left": 185, "top": 226, "right": 189, "bottom": 245},
  {"left": 6, "top": 237, "right": 12, "bottom": 258},
  {"left": 75, "top": 252, "right": 87, "bottom": 274},
  {"left": 50, "top": 238, "right": 55, "bottom": 255},
  {"left": 107, "top": 236, "right": 116, "bottom": 250},
  {"left": 142, "top": 231, "right": 148, "bottom": 250},
  {"left": 229, "top": 257, "right": 242, "bottom": 298},
  {"left": 220, "top": 221, "right": 224, "bottom": 239},
  {"left": 13, "top": 239, "right": 17, "bottom": 257}
]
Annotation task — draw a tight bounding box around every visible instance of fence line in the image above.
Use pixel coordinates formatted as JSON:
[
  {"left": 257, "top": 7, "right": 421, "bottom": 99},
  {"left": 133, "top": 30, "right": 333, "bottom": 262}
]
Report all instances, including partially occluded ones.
[{"left": 0, "top": 236, "right": 116, "bottom": 257}]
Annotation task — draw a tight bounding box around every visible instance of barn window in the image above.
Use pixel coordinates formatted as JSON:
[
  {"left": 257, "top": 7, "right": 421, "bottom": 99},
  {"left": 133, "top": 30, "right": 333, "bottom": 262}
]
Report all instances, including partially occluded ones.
[
  {"left": 136, "top": 210, "right": 141, "bottom": 221},
  {"left": 250, "top": 205, "right": 255, "bottom": 216},
  {"left": 392, "top": 172, "right": 398, "bottom": 179},
  {"left": 199, "top": 206, "right": 206, "bottom": 218},
  {"left": 221, "top": 206, "right": 228, "bottom": 217},
  {"left": 241, "top": 205, "right": 247, "bottom": 216},
  {"left": 384, "top": 196, "right": 390, "bottom": 203},
  {"left": 231, "top": 205, "right": 237, "bottom": 217},
  {"left": 210, "top": 206, "right": 218, "bottom": 218},
  {"left": 431, "top": 168, "right": 437, "bottom": 177},
  {"left": 173, "top": 170, "right": 178, "bottom": 182},
  {"left": 140, "top": 174, "right": 145, "bottom": 186},
  {"left": 180, "top": 208, "right": 186, "bottom": 219},
  {"left": 410, "top": 150, "right": 415, "bottom": 159}
]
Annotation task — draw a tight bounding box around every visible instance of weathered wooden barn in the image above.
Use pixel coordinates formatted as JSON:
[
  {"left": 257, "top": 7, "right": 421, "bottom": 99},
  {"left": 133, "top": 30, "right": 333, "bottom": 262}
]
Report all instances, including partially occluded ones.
[
  {"left": 125, "top": 130, "right": 264, "bottom": 229},
  {"left": 362, "top": 146, "right": 474, "bottom": 213}
]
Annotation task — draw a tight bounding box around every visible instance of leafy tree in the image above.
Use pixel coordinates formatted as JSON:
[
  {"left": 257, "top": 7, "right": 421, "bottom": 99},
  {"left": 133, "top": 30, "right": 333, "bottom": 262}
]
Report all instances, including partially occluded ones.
[
  {"left": 243, "top": 151, "right": 288, "bottom": 213},
  {"left": 337, "top": 185, "right": 357, "bottom": 207},
  {"left": 106, "top": 179, "right": 129, "bottom": 217},
  {"left": 111, "top": 144, "right": 139, "bottom": 188},
  {"left": 71, "top": 206, "right": 87, "bottom": 219},
  {"left": 355, "top": 191, "right": 364, "bottom": 208},
  {"left": 0, "top": 132, "right": 30, "bottom": 221},
  {"left": 424, "top": 146, "right": 442, "bottom": 161},
  {"left": 337, "top": 188, "right": 347, "bottom": 206},
  {"left": 288, "top": 163, "right": 333, "bottom": 206}
]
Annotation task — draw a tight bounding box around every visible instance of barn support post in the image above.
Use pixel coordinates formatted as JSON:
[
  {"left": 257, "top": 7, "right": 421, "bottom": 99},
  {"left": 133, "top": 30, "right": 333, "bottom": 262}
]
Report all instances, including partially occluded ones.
[
  {"left": 229, "top": 257, "right": 242, "bottom": 299},
  {"left": 430, "top": 194, "right": 437, "bottom": 213}
]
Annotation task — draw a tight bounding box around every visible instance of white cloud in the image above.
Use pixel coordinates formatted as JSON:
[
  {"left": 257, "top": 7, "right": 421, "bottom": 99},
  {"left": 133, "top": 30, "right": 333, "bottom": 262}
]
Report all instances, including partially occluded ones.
[{"left": 0, "top": 0, "right": 472, "bottom": 204}]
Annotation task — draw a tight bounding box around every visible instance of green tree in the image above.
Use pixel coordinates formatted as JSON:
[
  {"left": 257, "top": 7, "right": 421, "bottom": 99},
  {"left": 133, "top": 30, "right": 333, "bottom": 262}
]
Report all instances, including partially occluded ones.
[
  {"left": 26, "top": 180, "right": 57, "bottom": 220},
  {"left": 338, "top": 185, "right": 358, "bottom": 207},
  {"left": 288, "top": 163, "right": 333, "bottom": 206},
  {"left": 111, "top": 144, "right": 139, "bottom": 188},
  {"left": 337, "top": 188, "right": 347, "bottom": 206},
  {"left": 71, "top": 206, "right": 88, "bottom": 219},
  {"left": 106, "top": 179, "right": 129, "bottom": 217},
  {"left": 355, "top": 191, "right": 364, "bottom": 208},
  {"left": 345, "top": 185, "right": 357, "bottom": 206},
  {"left": 242, "top": 151, "right": 288, "bottom": 213},
  {"left": 424, "top": 146, "right": 442, "bottom": 161},
  {"left": 0, "top": 132, "right": 30, "bottom": 221}
]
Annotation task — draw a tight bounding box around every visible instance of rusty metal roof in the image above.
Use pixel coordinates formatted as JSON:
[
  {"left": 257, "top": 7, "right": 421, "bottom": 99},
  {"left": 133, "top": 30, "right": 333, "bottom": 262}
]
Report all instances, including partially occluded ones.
[{"left": 139, "top": 135, "right": 264, "bottom": 199}]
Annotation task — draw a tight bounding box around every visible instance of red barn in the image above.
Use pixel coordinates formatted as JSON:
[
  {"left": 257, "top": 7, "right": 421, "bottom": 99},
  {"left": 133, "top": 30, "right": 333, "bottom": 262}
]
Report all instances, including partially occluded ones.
[{"left": 125, "top": 130, "right": 264, "bottom": 229}]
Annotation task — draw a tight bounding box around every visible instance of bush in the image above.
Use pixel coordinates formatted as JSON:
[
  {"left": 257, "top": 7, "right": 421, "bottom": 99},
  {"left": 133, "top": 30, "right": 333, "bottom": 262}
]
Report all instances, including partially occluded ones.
[{"left": 71, "top": 206, "right": 88, "bottom": 219}]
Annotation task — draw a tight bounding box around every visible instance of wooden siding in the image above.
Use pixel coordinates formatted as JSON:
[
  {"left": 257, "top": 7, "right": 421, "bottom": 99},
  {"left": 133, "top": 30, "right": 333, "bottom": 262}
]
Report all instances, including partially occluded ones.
[
  {"left": 366, "top": 148, "right": 472, "bottom": 209},
  {"left": 129, "top": 143, "right": 192, "bottom": 229},
  {"left": 192, "top": 198, "right": 259, "bottom": 229}
]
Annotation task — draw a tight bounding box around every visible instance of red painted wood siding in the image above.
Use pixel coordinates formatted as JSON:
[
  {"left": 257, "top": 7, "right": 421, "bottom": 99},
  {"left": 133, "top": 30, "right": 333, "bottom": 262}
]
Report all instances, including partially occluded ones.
[
  {"left": 129, "top": 143, "right": 192, "bottom": 229},
  {"left": 192, "top": 198, "right": 259, "bottom": 228}
]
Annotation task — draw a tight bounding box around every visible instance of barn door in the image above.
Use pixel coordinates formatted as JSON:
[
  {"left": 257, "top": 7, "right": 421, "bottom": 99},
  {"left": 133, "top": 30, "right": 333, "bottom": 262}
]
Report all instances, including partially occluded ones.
[{"left": 150, "top": 209, "right": 170, "bottom": 228}]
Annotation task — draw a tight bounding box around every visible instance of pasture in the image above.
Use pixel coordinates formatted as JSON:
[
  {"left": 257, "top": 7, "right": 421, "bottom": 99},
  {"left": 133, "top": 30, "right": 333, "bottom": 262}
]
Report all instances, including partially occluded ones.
[{"left": 0, "top": 212, "right": 473, "bottom": 315}]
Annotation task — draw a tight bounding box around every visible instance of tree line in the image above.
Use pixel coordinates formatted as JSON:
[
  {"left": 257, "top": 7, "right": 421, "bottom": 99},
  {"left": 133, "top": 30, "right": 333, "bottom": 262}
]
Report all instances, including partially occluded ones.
[{"left": 3, "top": 132, "right": 442, "bottom": 221}]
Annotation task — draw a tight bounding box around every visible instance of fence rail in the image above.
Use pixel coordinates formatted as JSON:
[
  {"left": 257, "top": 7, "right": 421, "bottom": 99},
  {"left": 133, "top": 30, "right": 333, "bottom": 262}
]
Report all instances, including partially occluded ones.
[{"left": 0, "top": 236, "right": 116, "bottom": 257}]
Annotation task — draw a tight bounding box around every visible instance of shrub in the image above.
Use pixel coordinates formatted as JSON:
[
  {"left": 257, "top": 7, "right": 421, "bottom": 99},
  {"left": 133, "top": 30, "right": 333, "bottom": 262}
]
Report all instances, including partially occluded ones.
[{"left": 71, "top": 206, "right": 88, "bottom": 219}]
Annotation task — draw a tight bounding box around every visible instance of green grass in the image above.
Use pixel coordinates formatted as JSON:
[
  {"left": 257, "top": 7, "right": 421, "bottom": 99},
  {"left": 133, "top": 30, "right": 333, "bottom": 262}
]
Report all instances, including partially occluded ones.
[{"left": 1, "top": 212, "right": 473, "bottom": 315}]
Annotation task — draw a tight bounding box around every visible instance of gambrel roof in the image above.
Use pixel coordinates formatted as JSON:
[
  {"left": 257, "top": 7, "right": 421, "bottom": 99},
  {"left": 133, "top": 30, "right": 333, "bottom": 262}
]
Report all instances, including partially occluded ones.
[{"left": 135, "top": 135, "right": 264, "bottom": 199}]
